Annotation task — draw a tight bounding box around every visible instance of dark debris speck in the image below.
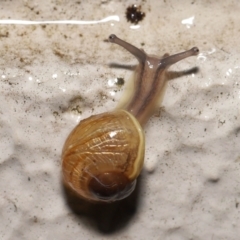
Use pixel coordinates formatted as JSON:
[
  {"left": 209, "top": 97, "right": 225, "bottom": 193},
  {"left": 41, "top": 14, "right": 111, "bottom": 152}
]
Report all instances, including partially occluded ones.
[
  {"left": 116, "top": 78, "right": 125, "bottom": 86},
  {"left": 125, "top": 5, "right": 146, "bottom": 24}
]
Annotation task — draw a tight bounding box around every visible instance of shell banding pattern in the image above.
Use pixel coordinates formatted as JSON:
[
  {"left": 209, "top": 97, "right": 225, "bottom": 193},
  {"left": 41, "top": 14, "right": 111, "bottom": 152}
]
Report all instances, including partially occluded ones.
[{"left": 62, "top": 110, "right": 145, "bottom": 202}]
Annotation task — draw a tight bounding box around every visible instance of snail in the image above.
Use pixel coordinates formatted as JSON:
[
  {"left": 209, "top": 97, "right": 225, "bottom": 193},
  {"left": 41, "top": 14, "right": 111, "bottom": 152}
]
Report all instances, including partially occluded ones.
[{"left": 62, "top": 34, "right": 199, "bottom": 203}]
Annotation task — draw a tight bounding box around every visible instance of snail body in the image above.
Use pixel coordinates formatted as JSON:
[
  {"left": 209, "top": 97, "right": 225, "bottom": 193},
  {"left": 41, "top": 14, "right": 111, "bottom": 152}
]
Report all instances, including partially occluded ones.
[{"left": 62, "top": 34, "right": 199, "bottom": 202}]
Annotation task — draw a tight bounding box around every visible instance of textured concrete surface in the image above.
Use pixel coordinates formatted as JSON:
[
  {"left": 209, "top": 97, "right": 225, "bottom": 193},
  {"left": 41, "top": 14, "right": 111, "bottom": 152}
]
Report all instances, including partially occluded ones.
[{"left": 0, "top": 1, "right": 240, "bottom": 239}]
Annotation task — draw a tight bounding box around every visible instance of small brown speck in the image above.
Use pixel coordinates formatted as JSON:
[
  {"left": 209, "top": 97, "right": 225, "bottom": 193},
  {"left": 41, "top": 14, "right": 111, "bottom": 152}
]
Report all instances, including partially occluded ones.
[
  {"left": 33, "top": 216, "right": 38, "bottom": 223},
  {"left": 116, "top": 78, "right": 124, "bottom": 86},
  {"left": 126, "top": 5, "right": 146, "bottom": 24}
]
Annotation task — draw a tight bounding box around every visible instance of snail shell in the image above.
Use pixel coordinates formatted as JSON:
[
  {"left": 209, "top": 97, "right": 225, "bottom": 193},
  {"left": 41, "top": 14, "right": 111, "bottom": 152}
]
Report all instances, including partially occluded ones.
[
  {"left": 62, "top": 34, "right": 199, "bottom": 203},
  {"left": 62, "top": 110, "right": 144, "bottom": 202}
]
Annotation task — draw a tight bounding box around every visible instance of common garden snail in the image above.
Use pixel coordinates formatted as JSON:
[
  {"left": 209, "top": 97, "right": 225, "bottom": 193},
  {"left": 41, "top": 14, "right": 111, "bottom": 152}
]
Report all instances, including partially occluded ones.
[{"left": 62, "top": 34, "right": 199, "bottom": 203}]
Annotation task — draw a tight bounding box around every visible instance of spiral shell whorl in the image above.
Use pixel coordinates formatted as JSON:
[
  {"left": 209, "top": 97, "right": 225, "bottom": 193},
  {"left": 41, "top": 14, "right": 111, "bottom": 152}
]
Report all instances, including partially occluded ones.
[{"left": 62, "top": 110, "right": 144, "bottom": 202}]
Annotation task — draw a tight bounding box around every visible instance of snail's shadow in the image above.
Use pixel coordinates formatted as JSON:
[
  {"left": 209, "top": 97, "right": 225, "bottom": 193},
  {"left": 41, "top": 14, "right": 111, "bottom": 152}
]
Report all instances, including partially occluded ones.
[{"left": 62, "top": 171, "right": 145, "bottom": 234}]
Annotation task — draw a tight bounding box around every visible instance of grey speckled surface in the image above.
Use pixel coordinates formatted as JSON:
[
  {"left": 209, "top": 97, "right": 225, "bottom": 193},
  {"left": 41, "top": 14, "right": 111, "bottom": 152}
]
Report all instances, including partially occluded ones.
[{"left": 0, "top": 1, "right": 240, "bottom": 239}]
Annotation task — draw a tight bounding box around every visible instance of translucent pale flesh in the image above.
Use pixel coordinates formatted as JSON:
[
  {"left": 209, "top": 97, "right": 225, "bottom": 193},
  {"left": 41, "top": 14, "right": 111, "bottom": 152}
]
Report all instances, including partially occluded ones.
[{"left": 109, "top": 34, "right": 199, "bottom": 126}]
